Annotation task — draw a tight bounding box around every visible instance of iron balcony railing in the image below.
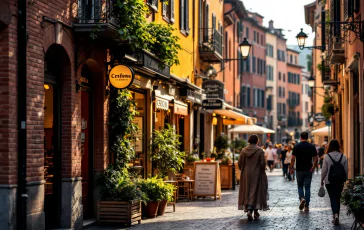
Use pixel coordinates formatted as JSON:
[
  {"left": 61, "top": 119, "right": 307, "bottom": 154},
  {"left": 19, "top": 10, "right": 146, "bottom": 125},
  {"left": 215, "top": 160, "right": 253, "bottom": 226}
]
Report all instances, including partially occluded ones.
[
  {"left": 77, "top": 0, "right": 119, "bottom": 27},
  {"left": 199, "top": 28, "right": 223, "bottom": 57}
]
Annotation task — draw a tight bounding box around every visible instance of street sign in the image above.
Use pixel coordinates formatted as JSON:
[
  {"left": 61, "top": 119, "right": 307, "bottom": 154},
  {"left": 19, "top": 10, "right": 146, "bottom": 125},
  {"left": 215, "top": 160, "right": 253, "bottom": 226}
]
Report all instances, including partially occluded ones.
[
  {"left": 202, "top": 98, "right": 223, "bottom": 110},
  {"left": 314, "top": 113, "right": 326, "bottom": 122},
  {"left": 326, "top": 120, "right": 331, "bottom": 126}
]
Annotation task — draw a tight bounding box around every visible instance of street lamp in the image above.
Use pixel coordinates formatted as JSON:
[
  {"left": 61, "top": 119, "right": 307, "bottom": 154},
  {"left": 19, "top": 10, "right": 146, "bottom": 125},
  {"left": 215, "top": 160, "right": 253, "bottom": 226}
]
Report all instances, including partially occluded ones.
[
  {"left": 308, "top": 75, "right": 315, "bottom": 88},
  {"left": 239, "top": 38, "right": 252, "bottom": 60},
  {"left": 296, "top": 29, "right": 308, "bottom": 50}
]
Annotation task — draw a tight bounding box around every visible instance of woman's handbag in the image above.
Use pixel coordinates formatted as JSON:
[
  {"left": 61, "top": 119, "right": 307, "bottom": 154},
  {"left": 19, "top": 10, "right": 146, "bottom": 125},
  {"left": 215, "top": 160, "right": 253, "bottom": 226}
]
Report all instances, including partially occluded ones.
[{"left": 318, "top": 185, "right": 325, "bottom": 197}]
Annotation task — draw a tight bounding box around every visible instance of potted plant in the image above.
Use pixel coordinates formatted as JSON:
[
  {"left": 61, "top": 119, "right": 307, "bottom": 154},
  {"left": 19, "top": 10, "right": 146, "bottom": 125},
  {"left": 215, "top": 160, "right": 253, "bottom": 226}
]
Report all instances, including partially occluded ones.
[
  {"left": 139, "top": 177, "right": 173, "bottom": 218},
  {"left": 150, "top": 124, "right": 186, "bottom": 178},
  {"left": 341, "top": 174, "right": 364, "bottom": 222},
  {"left": 214, "top": 133, "right": 229, "bottom": 160},
  {"left": 322, "top": 91, "right": 335, "bottom": 120},
  {"left": 157, "top": 182, "right": 175, "bottom": 216},
  {"left": 96, "top": 167, "right": 147, "bottom": 226}
]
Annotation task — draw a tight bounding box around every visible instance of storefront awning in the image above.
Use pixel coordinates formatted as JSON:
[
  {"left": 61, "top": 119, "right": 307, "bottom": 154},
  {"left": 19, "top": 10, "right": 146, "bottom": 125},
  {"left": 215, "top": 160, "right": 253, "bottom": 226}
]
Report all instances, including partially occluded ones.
[
  {"left": 228, "top": 125, "right": 275, "bottom": 134},
  {"left": 174, "top": 100, "right": 188, "bottom": 115},
  {"left": 213, "top": 109, "right": 256, "bottom": 125},
  {"left": 311, "top": 126, "right": 329, "bottom": 136}
]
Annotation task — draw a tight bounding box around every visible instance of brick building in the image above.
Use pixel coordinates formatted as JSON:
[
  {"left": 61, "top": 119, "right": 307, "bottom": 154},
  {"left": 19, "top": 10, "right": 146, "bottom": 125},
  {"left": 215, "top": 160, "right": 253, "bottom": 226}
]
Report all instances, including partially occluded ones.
[{"left": 240, "top": 12, "right": 267, "bottom": 125}]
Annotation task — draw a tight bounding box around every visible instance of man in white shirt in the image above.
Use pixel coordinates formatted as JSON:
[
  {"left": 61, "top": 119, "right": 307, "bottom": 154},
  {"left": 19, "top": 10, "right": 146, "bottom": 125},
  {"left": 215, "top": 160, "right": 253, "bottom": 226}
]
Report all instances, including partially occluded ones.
[{"left": 265, "top": 143, "right": 276, "bottom": 172}]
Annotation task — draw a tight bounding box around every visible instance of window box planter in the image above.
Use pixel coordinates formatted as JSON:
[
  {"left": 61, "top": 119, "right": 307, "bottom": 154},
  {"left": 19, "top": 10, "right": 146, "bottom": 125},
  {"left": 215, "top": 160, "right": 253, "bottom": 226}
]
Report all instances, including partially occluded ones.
[{"left": 97, "top": 200, "right": 141, "bottom": 226}]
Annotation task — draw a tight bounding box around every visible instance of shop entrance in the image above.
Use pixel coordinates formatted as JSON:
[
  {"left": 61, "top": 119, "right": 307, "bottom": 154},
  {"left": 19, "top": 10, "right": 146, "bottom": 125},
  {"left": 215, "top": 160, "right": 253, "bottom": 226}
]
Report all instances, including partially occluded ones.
[
  {"left": 80, "top": 63, "right": 94, "bottom": 218},
  {"left": 44, "top": 44, "right": 70, "bottom": 229}
]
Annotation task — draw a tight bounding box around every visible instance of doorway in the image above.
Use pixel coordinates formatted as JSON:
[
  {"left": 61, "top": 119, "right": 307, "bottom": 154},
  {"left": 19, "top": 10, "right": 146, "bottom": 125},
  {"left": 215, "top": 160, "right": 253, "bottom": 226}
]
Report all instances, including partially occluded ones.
[{"left": 80, "top": 63, "right": 94, "bottom": 219}]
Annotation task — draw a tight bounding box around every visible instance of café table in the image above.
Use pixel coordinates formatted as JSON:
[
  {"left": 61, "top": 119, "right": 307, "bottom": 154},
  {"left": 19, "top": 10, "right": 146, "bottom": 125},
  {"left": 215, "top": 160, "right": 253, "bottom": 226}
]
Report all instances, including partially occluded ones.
[{"left": 177, "top": 179, "right": 195, "bottom": 201}]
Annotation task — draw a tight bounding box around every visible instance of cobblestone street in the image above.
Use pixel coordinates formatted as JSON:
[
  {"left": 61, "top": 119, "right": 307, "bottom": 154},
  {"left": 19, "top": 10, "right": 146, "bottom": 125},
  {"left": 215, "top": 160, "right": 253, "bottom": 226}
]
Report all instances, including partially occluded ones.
[{"left": 90, "top": 169, "right": 355, "bottom": 230}]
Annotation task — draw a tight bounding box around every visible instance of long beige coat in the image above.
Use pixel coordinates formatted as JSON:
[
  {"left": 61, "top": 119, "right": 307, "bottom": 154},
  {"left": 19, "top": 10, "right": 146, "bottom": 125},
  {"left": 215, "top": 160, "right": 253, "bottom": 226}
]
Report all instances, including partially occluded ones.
[{"left": 238, "top": 144, "right": 269, "bottom": 211}]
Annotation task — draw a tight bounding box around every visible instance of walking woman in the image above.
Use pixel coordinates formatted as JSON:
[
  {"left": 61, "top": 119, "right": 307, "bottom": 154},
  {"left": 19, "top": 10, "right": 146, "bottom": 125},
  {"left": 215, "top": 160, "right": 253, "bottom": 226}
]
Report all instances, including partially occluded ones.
[
  {"left": 321, "top": 139, "right": 348, "bottom": 225},
  {"left": 238, "top": 134, "right": 269, "bottom": 221},
  {"left": 284, "top": 145, "right": 293, "bottom": 181}
]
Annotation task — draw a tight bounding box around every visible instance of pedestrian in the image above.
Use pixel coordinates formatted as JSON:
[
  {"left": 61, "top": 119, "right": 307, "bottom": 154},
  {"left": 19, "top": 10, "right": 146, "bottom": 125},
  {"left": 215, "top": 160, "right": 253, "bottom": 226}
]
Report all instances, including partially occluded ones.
[
  {"left": 275, "top": 144, "right": 282, "bottom": 168},
  {"left": 265, "top": 143, "right": 276, "bottom": 172},
  {"left": 238, "top": 134, "right": 269, "bottom": 221},
  {"left": 289, "top": 132, "right": 318, "bottom": 212},
  {"left": 318, "top": 142, "right": 327, "bottom": 169},
  {"left": 284, "top": 145, "right": 293, "bottom": 181},
  {"left": 280, "top": 144, "right": 288, "bottom": 178},
  {"left": 321, "top": 139, "right": 348, "bottom": 225}
]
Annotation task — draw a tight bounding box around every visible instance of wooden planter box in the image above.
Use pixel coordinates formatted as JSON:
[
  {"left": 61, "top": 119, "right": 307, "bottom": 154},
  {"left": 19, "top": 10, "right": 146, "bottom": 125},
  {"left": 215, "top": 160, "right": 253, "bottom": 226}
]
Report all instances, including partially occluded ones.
[
  {"left": 97, "top": 200, "right": 141, "bottom": 226},
  {"left": 220, "top": 164, "right": 232, "bottom": 189}
]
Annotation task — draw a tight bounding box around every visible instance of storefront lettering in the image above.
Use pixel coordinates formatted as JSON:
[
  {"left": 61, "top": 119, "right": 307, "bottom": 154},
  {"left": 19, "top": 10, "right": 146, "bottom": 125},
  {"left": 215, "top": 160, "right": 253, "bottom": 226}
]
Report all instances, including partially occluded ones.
[
  {"left": 156, "top": 98, "right": 169, "bottom": 110},
  {"left": 202, "top": 80, "right": 224, "bottom": 99},
  {"left": 109, "top": 65, "right": 134, "bottom": 89}
]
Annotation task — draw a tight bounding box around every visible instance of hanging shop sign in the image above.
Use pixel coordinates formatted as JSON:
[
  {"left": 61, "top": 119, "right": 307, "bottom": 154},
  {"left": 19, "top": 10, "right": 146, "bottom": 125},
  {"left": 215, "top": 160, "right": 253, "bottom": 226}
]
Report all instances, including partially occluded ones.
[
  {"left": 155, "top": 96, "right": 169, "bottom": 110},
  {"left": 174, "top": 101, "right": 188, "bottom": 116},
  {"left": 314, "top": 113, "right": 326, "bottom": 122},
  {"left": 135, "top": 50, "right": 170, "bottom": 79},
  {"left": 202, "top": 98, "right": 224, "bottom": 110},
  {"left": 109, "top": 65, "right": 134, "bottom": 89},
  {"left": 202, "top": 80, "right": 224, "bottom": 99}
]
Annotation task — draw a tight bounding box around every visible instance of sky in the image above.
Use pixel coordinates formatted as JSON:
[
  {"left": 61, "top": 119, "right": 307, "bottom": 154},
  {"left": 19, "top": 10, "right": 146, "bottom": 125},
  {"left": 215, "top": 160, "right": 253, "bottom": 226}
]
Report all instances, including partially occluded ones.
[{"left": 242, "top": 0, "right": 315, "bottom": 46}]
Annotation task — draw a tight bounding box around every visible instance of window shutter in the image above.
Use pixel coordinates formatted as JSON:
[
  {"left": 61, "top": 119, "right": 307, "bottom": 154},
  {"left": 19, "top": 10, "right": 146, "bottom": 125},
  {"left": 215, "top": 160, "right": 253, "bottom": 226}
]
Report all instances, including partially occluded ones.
[
  {"left": 186, "top": 0, "right": 189, "bottom": 33},
  {"left": 180, "top": 0, "right": 185, "bottom": 30},
  {"left": 171, "top": 0, "right": 175, "bottom": 22},
  {"left": 152, "top": 0, "right": 158, "bottom": 10},
  {"left": 198, "top": 0, "right": 202, "bottom": 42},
  {"left": 353, "top": 0, "right": 360, "bottom": 13},
  {"left": 163, "top": 2, "right": 167, "bottom": 17},
  {"left": 212, "top": 14, "right": 216, "bottom": 30},
  {"left": 204, "top": 4, "right": 209, "bottom": 41},
  {"left": 238, "top": 50, "right": 241, "bottom": 75},
  {"left": 247, "top": 87, "right": 251, "bottom": 107}
]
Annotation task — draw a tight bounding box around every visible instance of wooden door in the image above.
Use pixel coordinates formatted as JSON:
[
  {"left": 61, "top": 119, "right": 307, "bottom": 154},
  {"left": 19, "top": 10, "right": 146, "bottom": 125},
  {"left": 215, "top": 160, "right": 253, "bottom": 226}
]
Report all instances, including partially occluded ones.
[{"left": 81, "top": 90, "right": 92, "bottom": 218}]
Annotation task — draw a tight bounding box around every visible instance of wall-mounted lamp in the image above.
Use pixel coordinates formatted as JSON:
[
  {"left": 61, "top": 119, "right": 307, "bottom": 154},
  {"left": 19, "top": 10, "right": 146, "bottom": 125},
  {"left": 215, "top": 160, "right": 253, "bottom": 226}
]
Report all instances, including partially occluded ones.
[{"left": 44, "top": 84, "right": 50, "bottom": 90}]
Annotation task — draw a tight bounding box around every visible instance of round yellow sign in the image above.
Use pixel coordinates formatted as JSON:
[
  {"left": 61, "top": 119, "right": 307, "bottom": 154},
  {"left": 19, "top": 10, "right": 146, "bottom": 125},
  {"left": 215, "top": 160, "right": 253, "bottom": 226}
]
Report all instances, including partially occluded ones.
[{"left": 109, "top": 65, "right": 134, "bottom": 89}]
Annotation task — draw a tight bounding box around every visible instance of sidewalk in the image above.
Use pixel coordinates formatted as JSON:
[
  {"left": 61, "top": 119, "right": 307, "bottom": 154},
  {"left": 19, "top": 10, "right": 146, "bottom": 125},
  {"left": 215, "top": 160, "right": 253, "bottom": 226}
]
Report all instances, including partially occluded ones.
[{"left": 88, "top": 169, "right": 355, "bottom": 230}]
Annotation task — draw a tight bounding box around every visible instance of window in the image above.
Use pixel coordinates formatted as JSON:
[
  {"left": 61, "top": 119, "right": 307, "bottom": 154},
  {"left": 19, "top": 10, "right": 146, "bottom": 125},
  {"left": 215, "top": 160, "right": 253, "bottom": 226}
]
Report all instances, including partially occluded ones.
[
  {"left": 212, "top": 13, "right": 216, "bottom": 30},
  {"left": 252, "top": 56, "right": 256, "bottom": 73},
  {"left": 283, "top": 104, "right": 286, "bottom": 115},
  {"left": 305, "top": 102, "right": 308, "bottom": 112},
  {"left": 180, "top": 0, "right": 189, "bottom": 34},
  {"left": 225, "top": 32, "right": 228, "bottom": 60},
  {"left": 295, "top": 56, "right": 297, "bottom": 64},
  {"left": 283, "top": 73, "right": 285, "bottom": 82},
  {"left": 290, "top": 54, "right": 293, "bottom": 63},
  {"left": 246, "top": 27, "right": 249, "bottom": 39},
  {"left": 247, "top": 86, "right": 251, "bottom": 107},
  {"left": 261, "top": 34, "right": 264, "bottom": 46},
  {"left": 267, "top": 65, "right": 274, "bottom": 80},
  {"left": 241, "top": 86, "right": 246, "bottom": 107},
  {"left": 278, "top": 86, "right": 281, "bottom": 97},
  {"left": 254, "top": 31, "right": 256, "bottom": 42},
  {"left": 266, "top": 44, "right": 274, "bottom": 57},
  {"left": 148, "top": 0, "right": 158, "bottom": 11},
  {"left": 283, "top": 88, "right": 285, "bottom": 97},
  {"left": 257, "top": 32, "right": 259, "bottom": 44},
  {"left": 278, "top": 72, "right": 281, "bottom": 80},
  {"left": 162, "top": 0, "right": 175, "bottom": 22},
  {"left": 260, "top": 90, "right": 265, "bottom": 108}
]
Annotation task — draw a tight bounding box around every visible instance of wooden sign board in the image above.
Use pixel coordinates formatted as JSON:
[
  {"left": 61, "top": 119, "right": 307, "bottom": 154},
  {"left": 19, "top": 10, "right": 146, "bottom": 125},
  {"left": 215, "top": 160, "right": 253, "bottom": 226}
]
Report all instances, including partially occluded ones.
[{"left": 193, "top": 162, "right": 222, "bottom": 200}]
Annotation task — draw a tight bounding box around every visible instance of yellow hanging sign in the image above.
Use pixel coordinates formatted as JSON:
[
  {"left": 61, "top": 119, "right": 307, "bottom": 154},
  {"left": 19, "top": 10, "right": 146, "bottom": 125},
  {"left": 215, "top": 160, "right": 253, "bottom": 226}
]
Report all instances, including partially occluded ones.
[{"left": 109, "top": 65, "right": 134, "bottom": 89}]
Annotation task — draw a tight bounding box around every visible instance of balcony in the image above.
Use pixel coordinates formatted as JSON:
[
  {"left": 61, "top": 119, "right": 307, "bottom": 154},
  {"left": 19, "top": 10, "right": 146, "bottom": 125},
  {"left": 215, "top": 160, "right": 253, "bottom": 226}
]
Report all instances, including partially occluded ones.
[
  {"left": 199, "top": 28, "right": 223, "bottom": 63},
  {"left": 328, "top": 36, "right": 345, "bottom": 64},
  {"left": 287, "top": 99, "right": 299, "bottom": 108},
  {"left": 288, "top": 118, "right": 302, "bottom": 127},
  {"left": 74, "top": 0, "right": 120, "bottom": 38}
]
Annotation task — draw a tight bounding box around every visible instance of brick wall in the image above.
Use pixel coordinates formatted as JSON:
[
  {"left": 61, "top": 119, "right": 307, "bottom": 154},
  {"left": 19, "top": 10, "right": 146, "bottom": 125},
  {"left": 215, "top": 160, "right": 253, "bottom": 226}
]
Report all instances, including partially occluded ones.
[{"left": 0, "top": 2, "right": 18, "bottom": 185}]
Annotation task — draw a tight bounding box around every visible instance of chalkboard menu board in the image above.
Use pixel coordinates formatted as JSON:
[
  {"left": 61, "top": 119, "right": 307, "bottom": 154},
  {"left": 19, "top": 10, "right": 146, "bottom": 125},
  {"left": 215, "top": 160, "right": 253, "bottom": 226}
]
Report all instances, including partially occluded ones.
[{"left": 193, "top": 162, "right": 222, "bottom": 200}]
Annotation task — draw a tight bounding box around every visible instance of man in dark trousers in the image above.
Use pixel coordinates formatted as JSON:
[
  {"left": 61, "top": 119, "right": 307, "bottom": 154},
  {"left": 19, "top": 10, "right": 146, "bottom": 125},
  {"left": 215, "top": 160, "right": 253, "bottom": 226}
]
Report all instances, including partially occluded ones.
[{"left": 290, "top": 132, "right": 318, "bottom": 212}]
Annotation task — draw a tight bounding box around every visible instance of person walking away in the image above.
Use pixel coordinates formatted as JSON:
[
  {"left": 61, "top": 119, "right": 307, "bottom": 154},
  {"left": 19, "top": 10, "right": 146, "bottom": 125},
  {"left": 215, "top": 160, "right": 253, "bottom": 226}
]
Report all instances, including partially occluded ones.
[
  {"left": 238, "top": 135, "right": 269, "bottom": 221},
  {"left": 275, "top": 144, "right": 282, "bottom": 169},
  {"left": 284, "top": 145, "right": 293, "bottom": 181},
  {"left": 321, "top": 139, "right": 348, "bottom": 225},
  {"left": 318, "top": 142, "right": 327, "bottom": 170},
  {"left": 280, "top": 145, "right": 288, "bottom": 178},
  {"left": 265, "top": 143, "right": 276, "bottom": 172},
  {"left": 289, "top": 132, "right": 318, "bottom": 212}
]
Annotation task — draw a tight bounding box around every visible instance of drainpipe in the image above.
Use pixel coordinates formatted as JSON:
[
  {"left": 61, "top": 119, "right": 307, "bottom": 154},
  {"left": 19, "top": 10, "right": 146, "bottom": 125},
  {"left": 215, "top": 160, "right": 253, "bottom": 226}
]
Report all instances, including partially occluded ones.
[{"left": 17, "top": 0, "right": 28, "bottom": 228}]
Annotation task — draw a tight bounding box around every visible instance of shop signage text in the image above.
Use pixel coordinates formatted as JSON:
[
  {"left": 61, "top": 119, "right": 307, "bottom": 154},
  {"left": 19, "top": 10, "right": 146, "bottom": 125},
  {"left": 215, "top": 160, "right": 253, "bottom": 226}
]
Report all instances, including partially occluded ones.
[
  {"left": 156, "top": 97, "right": 169, "bottom": 110},
  {"left": 202, "top": 80, "right": 224, "bottom": 99},
  {"left": 109, "top": 65, "right": 134, "bottom": 89},
  {"left": 202, "top": 99, "right": 223, "bottom": 110},
  {"left": 174, "top": 102, "right": 188, "bottom": 116},
  {"left": 314, "top": 113, "right": 326, "bottom": 122}
]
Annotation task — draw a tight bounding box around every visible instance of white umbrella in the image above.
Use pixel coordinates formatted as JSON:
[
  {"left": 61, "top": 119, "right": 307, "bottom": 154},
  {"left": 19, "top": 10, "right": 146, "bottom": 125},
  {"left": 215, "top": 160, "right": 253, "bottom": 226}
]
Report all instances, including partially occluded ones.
[
  {"left": 311, "top": 126, "right": 329, "bottom": 136},
  {"left": 229, "top": 125, "right": 275, "bottom": 134}
]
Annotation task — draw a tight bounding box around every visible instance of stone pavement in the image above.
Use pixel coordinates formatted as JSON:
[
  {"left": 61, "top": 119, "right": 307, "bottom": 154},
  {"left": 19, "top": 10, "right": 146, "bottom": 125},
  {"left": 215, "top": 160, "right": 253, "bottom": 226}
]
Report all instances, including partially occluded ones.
[{"left": 89, "top": 169, "right": 355, "bottom": 230}]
